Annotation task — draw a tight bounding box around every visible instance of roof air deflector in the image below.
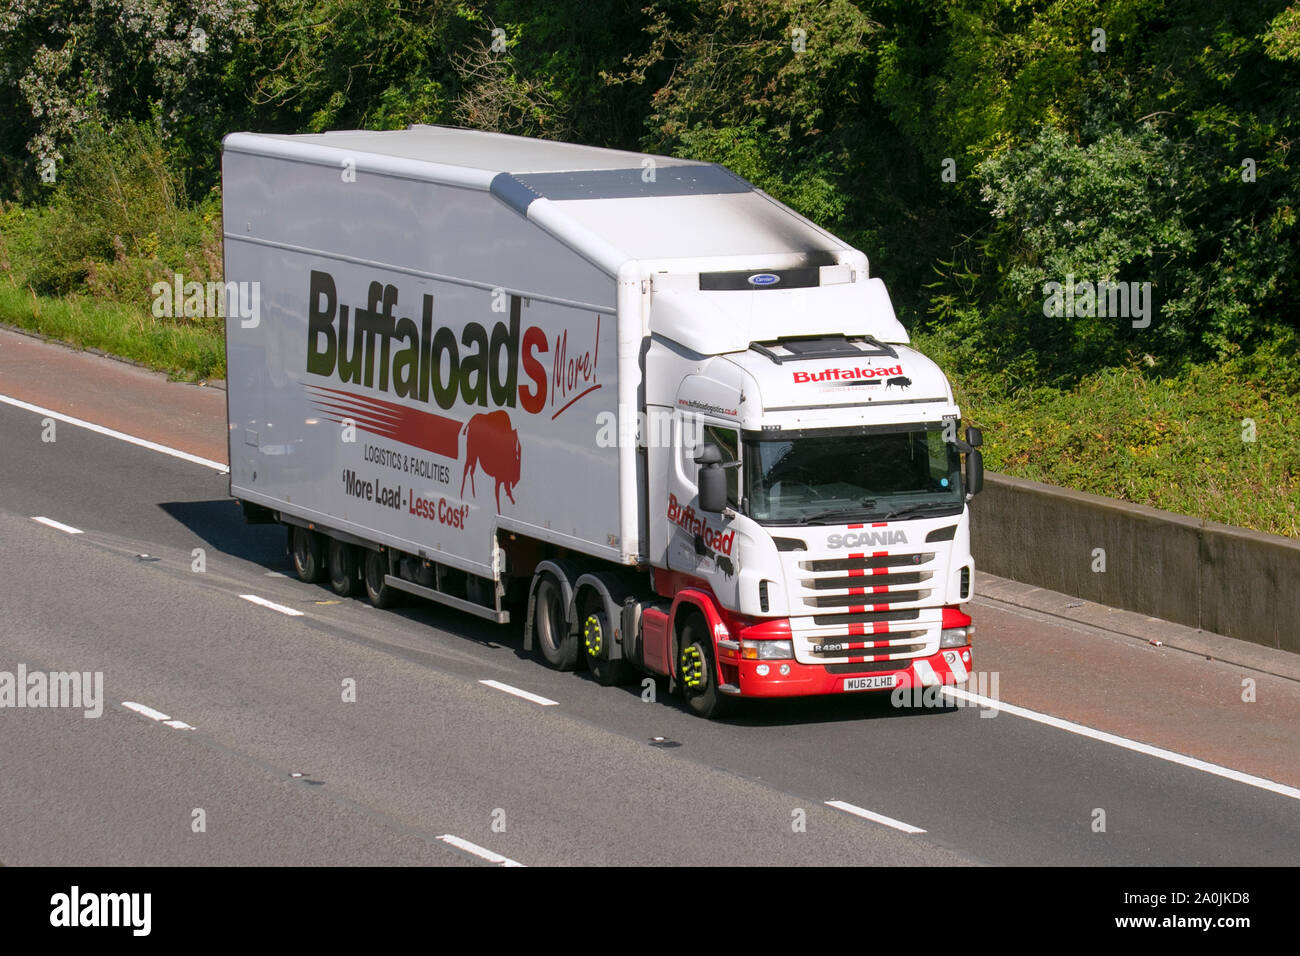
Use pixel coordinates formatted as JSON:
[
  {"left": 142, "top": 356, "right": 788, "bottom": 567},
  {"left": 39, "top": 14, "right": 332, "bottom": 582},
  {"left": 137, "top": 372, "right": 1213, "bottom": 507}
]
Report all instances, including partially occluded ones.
[{"left": 750, "top": 334, "right": 899, "bottom": 365}]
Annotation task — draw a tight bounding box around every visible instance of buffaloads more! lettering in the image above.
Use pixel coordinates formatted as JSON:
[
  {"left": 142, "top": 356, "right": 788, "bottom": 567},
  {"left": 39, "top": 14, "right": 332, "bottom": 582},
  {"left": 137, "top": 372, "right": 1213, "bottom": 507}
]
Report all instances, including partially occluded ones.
[{"left": 306, "top": 270, "right": 548, "bottom": 414}]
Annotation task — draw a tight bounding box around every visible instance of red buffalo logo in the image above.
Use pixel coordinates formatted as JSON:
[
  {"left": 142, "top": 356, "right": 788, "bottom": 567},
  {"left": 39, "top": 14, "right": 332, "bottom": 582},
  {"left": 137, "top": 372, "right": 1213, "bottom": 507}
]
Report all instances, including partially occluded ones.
[{"left": 461, "top": 410, "right": 521, "bottom": 514}]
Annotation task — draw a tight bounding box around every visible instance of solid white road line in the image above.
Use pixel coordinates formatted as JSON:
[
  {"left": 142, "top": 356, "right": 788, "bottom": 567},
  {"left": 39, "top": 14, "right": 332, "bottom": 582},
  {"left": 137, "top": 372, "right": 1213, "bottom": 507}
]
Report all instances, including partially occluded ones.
[
  {"left": 122, "top": 701, "right": 196, "bottom": 730},
  {"left": 478, "top": 679, "right": 559, "bottom": 707},
  {"left": 0, "top": 393, "right": 228, "bottom": 473},
  {"left": 941, "top": 686, "right": 1300, "bottom": 802},
  {"left": 31, "top": 516, "right": 83, "bottom": 535},
  {"left": 436, "top": 834, "right": 525, "bottom": 867},
  {"left": 825, "top": 800, "right": 927, "bottom": 834},
  {"left": 239, "top": 593, "right": 305, "bottom": 617}
]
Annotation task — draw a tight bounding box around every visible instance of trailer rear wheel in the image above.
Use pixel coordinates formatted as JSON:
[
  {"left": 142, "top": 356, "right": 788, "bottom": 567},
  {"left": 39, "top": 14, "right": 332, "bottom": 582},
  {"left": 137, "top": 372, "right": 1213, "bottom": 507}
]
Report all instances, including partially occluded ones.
[
  {"left": 363, "top": 549, "right": 400, "bottom": 608},
  {"left": 327, "top": 538, "right": 362, "bottom": 597},
  {"left": 290, "top": 526, "right": 326, "bottom": 584},
  {"left": 679, "top": 612, "right": 735, "bottom": 719},
  {"left": 534, "top": 574, "right": 578, "bottom": 671},
  {"left": 581, "top": 592, "right": 630, "bottom": 686}
]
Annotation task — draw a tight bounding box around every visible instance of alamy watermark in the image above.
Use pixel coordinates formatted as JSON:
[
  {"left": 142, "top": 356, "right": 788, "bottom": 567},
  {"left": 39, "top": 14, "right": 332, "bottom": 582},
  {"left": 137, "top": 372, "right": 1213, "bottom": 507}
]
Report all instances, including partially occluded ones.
[
  {"left": 50, "top": 886, "right": 150, "bottom": 936},
  {"left": 0, "top": 664, "right": 103, "bottom": 718},
  {"left": 151, "top": 273, "right": 260, "bottom": 327},
  {"left": 891, "top": 669, "right": 1000, "bottom": 717},
  {"left": 595, "top": 407, "right": 706, "bottom": 449},
  {"left": 1043, "top": 273, "right": 1152, "bottom": 328}
]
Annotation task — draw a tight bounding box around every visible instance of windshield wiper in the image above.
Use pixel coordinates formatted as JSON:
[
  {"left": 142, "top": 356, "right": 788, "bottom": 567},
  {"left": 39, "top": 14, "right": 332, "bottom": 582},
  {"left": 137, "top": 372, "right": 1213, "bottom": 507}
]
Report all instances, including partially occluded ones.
[
  {"left": 880, "top": 502, "right": 954, "bottom": 520},
  {"left": 797, "top": 503, "right": 880, "bottom": 525}
]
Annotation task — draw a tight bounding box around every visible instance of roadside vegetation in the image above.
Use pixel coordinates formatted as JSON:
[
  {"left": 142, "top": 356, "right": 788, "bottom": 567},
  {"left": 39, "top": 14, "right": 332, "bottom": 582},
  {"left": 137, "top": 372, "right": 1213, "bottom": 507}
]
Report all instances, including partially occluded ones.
[
  {"left": 0, "top": 123, "right": 225, "bottom": 378},
  {"left": 0, "top": 1, "right": 1296, "bottom": 535},
  {"left": 914, "top": 333, "right": 1300, "bottom": 537}
]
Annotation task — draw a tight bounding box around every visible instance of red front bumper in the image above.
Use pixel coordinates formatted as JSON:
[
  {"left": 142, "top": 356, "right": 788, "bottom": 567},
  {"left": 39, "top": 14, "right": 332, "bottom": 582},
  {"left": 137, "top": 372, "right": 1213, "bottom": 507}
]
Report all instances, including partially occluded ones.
[{"left": 718, "top": 645, "right": 973, "bottom": 698}]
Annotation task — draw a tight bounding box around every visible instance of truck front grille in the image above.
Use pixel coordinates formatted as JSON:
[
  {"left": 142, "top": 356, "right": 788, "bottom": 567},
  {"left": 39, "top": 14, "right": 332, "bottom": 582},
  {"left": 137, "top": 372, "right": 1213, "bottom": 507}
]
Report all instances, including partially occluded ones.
[
  {"left": 805, "top": 633, "right": 927, "bottom": 662},
  {"left": 804, "top": 570, "right": 927, "bottom": 589},
  {"left": 807, "top": 589, "right": 932, "bottom": 608},
  {"left": 813, "top": 609, "right": 919, "bottom": 625},
  {"left": 784, "top": 547, "right": 942, "bottom": 665},
  {"left": 800, "top": 552, "right": 934, "bottom": 573}
]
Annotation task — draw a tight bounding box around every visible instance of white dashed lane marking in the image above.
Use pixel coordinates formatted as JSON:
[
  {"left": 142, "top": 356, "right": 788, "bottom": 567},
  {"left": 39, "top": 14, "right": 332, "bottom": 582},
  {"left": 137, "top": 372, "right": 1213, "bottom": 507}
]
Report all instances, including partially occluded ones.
[
  {"left": 122, "top": 701, "right": 196, "bottom": 731},
  {"left": 239, "top": 593, "right": 305, "bottom": 617},
  {"left": 31, "top": 516, "right": 83, "bottom": 535},
  {"left": 479, "top": 680, "right": 559, "bottom": 707},
  {"left": 437, "top": 834, "right": 524, "bottom": 867},
  {"left": 825, "top": 800, "right": 926, "bottom": 834}
]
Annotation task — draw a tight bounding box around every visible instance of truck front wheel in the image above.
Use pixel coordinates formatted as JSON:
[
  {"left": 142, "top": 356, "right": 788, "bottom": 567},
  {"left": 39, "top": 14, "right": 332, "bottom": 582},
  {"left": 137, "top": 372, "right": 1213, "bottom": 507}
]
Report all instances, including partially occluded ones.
[{"left": 679, "top": 612, "right": 735, "bottom": 719}]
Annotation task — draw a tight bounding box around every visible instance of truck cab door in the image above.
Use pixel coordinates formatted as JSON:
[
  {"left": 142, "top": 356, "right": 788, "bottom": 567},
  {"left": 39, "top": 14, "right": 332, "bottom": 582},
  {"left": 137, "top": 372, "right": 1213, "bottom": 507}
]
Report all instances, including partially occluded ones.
[{"left": 666, "top": 420, "right": 742, "bottom": 599}]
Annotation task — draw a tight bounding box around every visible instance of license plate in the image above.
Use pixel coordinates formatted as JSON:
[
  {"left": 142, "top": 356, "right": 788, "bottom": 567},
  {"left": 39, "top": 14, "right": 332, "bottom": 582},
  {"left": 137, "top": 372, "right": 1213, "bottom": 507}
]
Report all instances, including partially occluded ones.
[{"left": 843, "top": 675, "right": 898, "bottom": 692}]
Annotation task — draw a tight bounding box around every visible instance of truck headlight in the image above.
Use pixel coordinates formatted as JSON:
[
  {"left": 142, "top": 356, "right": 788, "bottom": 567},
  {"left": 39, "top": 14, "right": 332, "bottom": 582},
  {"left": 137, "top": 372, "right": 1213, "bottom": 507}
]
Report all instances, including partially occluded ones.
[
  {"left": 740, "top": 639, "right": 794, "bottom": 660},
  {"left": 939, "top": 626, "right": 973, "bottom": 648}
]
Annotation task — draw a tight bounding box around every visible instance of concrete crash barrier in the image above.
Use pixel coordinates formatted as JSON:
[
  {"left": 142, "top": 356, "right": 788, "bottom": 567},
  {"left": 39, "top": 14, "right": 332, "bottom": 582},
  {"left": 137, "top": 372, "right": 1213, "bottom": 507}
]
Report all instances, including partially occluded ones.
[{"left": 970, "top": 472, "right": 1300, "bottom": 654}]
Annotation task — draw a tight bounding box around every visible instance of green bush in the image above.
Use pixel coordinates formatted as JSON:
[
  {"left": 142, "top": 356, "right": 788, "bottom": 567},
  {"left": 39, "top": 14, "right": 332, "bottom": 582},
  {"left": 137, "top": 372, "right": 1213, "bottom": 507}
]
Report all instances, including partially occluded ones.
[{"left": 28, "top": 122, "right": 205, "bottom": 296}]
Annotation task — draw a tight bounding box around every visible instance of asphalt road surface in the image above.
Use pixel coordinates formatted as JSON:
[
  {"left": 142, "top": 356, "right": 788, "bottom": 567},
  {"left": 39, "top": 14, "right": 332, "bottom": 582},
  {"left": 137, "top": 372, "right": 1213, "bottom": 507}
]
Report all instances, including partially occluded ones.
[{"left": 1, "top": 389, "right": 1297, "bottom": 866}]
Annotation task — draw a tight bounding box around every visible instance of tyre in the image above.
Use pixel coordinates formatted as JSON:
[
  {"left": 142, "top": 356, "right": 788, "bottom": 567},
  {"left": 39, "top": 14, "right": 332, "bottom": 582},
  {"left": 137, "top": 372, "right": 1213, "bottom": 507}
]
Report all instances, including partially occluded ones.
[
  {"left": 327, "top": 538, "right": 362, "bottom": 597},
  {"left": 581, "top": 591, "right": 630, "bottom": 686},
  {"left": 678, "top": 612, "right": 736, "bottom": 719},
  {"left": 290, "top": 526, "right": 326, "bottom": 584},
  {"left": 533, "top": 573, "right": 578, "bottom": 670},
  {"left": 363, "top": 549, "right": 400, "bottom": 608}
]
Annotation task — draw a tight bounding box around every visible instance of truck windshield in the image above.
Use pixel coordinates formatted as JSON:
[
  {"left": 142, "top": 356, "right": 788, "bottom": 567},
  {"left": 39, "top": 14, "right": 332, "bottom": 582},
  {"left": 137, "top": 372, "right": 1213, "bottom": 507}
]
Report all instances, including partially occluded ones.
[{"left": 743, "top": 427, "right": 963, "bottom": 525}]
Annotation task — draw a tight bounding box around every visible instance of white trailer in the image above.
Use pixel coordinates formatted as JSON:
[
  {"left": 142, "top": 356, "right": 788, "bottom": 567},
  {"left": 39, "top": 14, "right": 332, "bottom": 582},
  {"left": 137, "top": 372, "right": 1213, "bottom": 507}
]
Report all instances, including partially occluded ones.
[{"left": 222, "top": 125, "right": 984, "bottom": 717}]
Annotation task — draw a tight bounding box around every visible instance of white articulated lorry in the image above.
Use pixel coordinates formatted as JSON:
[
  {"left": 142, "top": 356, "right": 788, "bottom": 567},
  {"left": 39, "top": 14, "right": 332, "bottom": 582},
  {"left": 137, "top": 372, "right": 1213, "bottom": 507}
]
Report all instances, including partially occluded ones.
[{"left": 221, "top": 125, "right": 984, "bottom": 717}]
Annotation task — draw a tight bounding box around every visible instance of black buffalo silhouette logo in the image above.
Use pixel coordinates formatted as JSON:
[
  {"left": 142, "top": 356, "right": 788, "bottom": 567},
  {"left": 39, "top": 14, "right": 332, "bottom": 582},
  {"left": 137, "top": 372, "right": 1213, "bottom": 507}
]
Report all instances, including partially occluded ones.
[
  {"left": 885, "top": 376, "right": 912, "bottom": 389},
  {"left": 694, "top": 534, "right": 735, "bottom": 578}
]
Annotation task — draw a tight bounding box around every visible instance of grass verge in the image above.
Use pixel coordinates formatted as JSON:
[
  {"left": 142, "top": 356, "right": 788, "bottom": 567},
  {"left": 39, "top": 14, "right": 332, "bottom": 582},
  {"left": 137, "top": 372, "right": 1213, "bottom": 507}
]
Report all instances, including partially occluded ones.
[{"left": 0, "top": 279, "right": 224, "bottom": 381}]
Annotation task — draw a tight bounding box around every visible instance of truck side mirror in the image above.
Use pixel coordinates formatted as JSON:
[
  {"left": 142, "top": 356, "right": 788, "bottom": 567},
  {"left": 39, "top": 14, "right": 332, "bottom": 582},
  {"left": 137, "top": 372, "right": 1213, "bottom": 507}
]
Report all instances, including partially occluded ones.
[
  {"left": 695, "top": 443, "right": 727, "bottom": 513},
  {"left": 966, "top": 426, "right": 983, "bottom": 448},
  {"left": 966, "top": 448, "right": 984, "bottom": 497}
]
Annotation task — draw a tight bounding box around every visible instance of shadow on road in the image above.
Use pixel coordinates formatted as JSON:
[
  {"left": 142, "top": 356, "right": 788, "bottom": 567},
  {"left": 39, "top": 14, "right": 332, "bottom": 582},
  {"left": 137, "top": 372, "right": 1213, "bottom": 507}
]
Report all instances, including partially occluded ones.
[{"left": 158, "top": 499, "right": 289, "bottom": 571}]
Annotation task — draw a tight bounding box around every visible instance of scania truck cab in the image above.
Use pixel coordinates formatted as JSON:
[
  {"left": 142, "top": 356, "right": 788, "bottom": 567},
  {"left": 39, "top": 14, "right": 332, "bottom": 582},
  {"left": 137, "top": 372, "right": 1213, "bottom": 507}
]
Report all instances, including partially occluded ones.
[{"left": 639, "top": 269, "right": 982, "bottom": 716}]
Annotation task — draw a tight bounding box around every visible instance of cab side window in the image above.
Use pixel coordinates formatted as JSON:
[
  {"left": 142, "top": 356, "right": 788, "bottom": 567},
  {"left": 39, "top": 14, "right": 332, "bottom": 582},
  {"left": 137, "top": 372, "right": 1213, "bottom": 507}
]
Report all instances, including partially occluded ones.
[{"left": 702, "top": 424, "right": 740, "bottom": 506}]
